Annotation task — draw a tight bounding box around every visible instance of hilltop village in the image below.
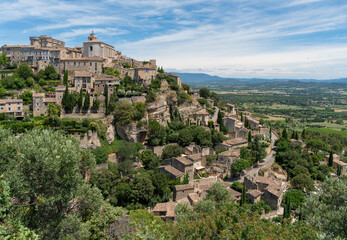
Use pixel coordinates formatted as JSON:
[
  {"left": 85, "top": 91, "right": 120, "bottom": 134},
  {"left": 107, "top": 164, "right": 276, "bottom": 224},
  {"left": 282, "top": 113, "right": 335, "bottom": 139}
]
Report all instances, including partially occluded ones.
[{"left": 0, "top": 33, "right": 346, "bottom": 239}]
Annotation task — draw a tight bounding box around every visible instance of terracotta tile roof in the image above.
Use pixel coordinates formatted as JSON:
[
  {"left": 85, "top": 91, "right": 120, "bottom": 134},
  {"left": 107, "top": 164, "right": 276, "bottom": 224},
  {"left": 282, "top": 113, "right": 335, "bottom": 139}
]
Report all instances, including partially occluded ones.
[
  {"left": 265, "top": 186, "right": 283, "bottom": 198},
  {"left": 43, "top": 98, "right": 59, "bottom": 103},
  {"left": 33, "top": 93, "right": 45, "bottom": 97},
  {"left": 333, "top": 159, "right": 347, "bottom": 166}
]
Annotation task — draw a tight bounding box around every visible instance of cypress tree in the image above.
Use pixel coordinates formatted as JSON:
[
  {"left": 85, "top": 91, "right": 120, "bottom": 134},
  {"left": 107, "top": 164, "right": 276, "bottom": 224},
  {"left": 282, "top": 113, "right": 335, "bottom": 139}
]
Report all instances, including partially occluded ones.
[
  {"left": 104, "top": 85, "right": 109, "bottom": 115},
  {"left": 282, "top": 128, "right": 288, "bottom": 139},
  {"left": 77, "top": 88, "right": 83, "bottom": 110},
  {"left": 240, "top": 185, "right": 246, "bottom": 206},
  {"left": 240, "top": 112, "right": 243, "bottom": 122},
  {"left": 62, "top": 84, "right": 69, "bottom": 110},
  {"left": 248, "top": 131, "right": 252, "bottom": 143},
  {"left": 291, "top": 131, "right": 295, "bottom": 139},
  {"left": 83, "top": 93, "right": 90, "bottom": 111},
  {"left": 328, "top": 151, "right": 334, "bottom": 167},
  {"left": 302, "top": 129, "right": 306, "bottom": 139},
  {"left": 284, "top": 195, "right": 291, "bottom": 218},
  {"left": 63, "top": 70, "right": 68, "bottom": 86},
  {"left": 294, "top": 131, "right": 299, "bottom": 140},
  {"left": 337, "top": 165, "right": 341, "bottom": 176}
]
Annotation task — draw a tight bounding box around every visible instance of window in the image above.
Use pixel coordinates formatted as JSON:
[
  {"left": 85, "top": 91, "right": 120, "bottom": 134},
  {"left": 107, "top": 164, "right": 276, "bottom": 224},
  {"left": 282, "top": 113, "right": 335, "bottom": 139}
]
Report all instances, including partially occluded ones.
[
  {"left": 36, "top": 103, "right": 40, "bottom": 106},
  {"left": 90, "top": 46, "right": 93, "bottom": 51},
  {"left": 17, "top": 107, "right": 21, "bottom": 111},
  {"left": 8, "top": 107, "right": 12, "bottom": 111}
]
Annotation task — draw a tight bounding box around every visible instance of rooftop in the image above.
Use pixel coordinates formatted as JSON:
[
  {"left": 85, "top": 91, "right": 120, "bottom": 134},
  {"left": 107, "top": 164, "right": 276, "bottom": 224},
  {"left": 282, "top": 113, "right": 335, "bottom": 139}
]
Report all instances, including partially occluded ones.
[
  {"left": 175, "top": 156, "right": 193, "bottom": 166},
  {"left": 61, "top": 57, "right": 103, "bottom": 61},
  {"left": 159, "top": 165, "right": 184, "bottom": 177},
  {"left": 0, "top": 99, "right": 23, "bottom": 103},
  {"left": 174, "top": 184, "right": 194, "bottom": 191},
  {"left": 247, "top": 189, "right": 263, "bottom": 198},
  {"left": 187, "top": 153, "right": 202, "bottom": 162},
  {"left": 223, "top": 138, "right": 248, "bottom": 146}
]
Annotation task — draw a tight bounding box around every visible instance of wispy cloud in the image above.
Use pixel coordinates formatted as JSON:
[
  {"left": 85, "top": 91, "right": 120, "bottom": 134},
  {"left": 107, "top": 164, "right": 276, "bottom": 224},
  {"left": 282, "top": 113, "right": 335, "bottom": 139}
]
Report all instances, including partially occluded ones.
[{"left": 1, "top": 0, "right": 347, "bottom": 78}]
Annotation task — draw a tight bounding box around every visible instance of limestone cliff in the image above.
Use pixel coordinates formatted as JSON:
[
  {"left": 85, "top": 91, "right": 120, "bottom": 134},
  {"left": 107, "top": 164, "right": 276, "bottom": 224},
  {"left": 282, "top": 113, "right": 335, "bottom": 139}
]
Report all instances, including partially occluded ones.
[{"left": 115, "top": 122, "right": 147, "bottom": 143}]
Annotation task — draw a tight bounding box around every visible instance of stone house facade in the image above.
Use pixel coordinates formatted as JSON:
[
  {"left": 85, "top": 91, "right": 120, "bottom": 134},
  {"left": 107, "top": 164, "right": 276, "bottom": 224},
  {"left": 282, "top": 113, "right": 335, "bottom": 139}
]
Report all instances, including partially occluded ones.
[{"left": 0, "top": 99, "right": 23, "bottom": 117}]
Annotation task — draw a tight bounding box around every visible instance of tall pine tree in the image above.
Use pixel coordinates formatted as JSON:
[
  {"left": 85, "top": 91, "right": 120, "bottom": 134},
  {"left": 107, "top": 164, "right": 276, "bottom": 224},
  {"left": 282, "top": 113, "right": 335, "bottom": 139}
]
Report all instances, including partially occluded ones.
[{"left": 282, "top": 128, "right": 288, "bottom": 139}]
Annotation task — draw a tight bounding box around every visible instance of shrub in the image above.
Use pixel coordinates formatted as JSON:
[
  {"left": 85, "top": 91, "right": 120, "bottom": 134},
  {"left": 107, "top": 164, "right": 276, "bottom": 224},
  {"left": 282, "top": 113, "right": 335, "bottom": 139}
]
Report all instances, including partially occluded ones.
[{"left": 162, "top": 144, "right": 182, "bottom": 160}]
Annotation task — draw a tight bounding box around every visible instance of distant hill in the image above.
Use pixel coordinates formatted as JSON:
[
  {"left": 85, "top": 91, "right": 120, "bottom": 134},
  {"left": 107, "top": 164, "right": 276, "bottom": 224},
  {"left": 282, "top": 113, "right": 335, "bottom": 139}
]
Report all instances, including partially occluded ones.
[{"left": 172, "top": 72, "right": 347, "bottom": 85}]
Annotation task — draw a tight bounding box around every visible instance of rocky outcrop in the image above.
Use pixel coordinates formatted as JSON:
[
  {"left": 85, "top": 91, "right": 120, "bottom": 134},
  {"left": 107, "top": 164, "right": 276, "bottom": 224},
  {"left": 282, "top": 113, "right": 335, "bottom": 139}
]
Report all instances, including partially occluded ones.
[
  {"left": 106, "top": 124, "right": 115, "bottom": 144},
  {"left": 146, "top": 94, "right": 172, "bottom": 125},
  {"left": 116, "top": 123, "right": 147, "bottom": 143},
  {"left": 177, "top": 100, "right": 203, "bottom": 124},
  {"left": 80, "top": 130, "right": 101, "bottom": 149}
]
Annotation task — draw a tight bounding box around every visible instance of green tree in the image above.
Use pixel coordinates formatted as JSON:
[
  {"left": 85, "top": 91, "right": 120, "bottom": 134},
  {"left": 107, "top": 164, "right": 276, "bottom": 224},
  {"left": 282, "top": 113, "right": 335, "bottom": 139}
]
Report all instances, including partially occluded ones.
[
  {"left": 140, "top": 150, "right": 160, "bottom": 170},
  {"left": 162, "top": 144, "right": 182, "bottom": 160},
  {"left": 205, "top": 182, "right": 231, "bottom": 204},
  {"left": 146, "top": 90, "right": 157, "bottom": 102},
  {"left": 248, "top": 131, "right": 252, "bottom": 143},
  {"left": 300, "top": 178, "right": 347, "bottom": 239},
  {"left": 63, "top": 70, "right": 68, "bottom": 86},
  {"left": 328, "top": 151, "right": 333, "bottom": 167},
  {"left": 199, "top": 88, "right": 210, "bottom": 99},
  {"left": 307, "top": 139, "right": 327, "bottom": 154},
  {"left": 130, "top": 175, "right": 155, "bottom": 206},
  {"left": 104, "top": 84, "right": 109, "bottom": 115},
  {"left": 283, "top": 189, "right": 305, "bottom": 210},
  {"left": 92, "top": 97, "right": 100, "bottom": 112},
  {"left": 283, "top": 195, "right": 291, "bottom": 218},
  {"left": 114, "top": 101, "right": 134, "bottom": 126},
  {"left": 77, "top": 88, "right": 84, "bottom": 109},
  {"left": 240, "top": 184, "right": 246, "bottom": 206},
  {"left": 282, "top": 128, "right": 288, "bottom": 139},
  {"left": 290, "top": 173, "right": 315, "bottom": 192},
  {"left": 178, "top": 128, "right": 193, "bottom": 146},
  {"left": 83, "top": 93, "right": 90, "bottom": 110},
  {"left": 0, "top": 53, "right": 8, "bottom": 66},
  {"left": 133, "top": 102, "right": 146, "bottom": 121},
  {"left": 15, "top": 63, "right": 33, "bottom": 80},
  {"left": 18, "top": 90, "right": 33, "bottom": 105},
  {"left": 0, "top": 128, "right": 101, "bottom": 239},
  {"left": 45, "top": 103, "right": 61, "bottom": 126},
  {"left": 337, "top": 165, "right": 342, "bottom": 176}
]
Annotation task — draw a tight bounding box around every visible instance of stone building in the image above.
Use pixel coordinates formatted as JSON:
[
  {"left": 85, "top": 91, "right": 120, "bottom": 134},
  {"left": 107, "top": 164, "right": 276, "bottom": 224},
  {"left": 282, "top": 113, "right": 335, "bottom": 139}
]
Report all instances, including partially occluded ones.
[
  {"left": 32, "top": 93, "right": 60, "bottom": 117},
  {"left": 245, "top": 116, "right": 260, "bottom": 130},
  {"left": 166, "top": 73, "right": 182, "bottom": 87},
  {"left": 58, "top": 57, "right": 104, "bottom": 75},
  {"left": 195, "top": 109, "right": 210, "bottom": 126},
  {"left": 332, "top": 154, "right": 347, "bottom": 175},
  {"left": 94, "top": 74, "right": 120, "bottom": 94},
  {"left": 218, "top": 138, "right": 248, "bottom": 150},
  {"left": 82, "top": 32, "right": 116, "bottom": 60},
  {"left": 244, "top": 175, "right": 285, "bottom": 210},
  {"left": 0, "top": 99, "right": 23, "bottom": 118},
  {"left": 134, "top": 66, "right": 157, "bottom": 86},
  {"left": 159, "top": 155, "right": 194, "bottom": 182},
  {"left": 74, "top": 71, "right": 93, "bottom": 93},
  {"left": 30, "top": 35, "right": 65, "bottom": 48},
  {"left": 173, "top": 184, "right": 195, "bottom": 201}
]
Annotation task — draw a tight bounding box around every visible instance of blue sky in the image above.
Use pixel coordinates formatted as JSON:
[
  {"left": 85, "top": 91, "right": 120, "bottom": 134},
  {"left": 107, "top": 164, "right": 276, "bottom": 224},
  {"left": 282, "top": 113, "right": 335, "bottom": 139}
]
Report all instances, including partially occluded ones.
[{"left": 1, "top": 0, "right": 347, "bottom": 79}]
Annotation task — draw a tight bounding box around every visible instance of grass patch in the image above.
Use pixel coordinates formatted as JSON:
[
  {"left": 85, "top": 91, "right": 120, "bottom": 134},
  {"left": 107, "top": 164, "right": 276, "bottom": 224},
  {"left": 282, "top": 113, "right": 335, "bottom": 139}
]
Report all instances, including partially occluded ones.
[{"left": 306, "top": 128, "right": 347, "bottom": 138}]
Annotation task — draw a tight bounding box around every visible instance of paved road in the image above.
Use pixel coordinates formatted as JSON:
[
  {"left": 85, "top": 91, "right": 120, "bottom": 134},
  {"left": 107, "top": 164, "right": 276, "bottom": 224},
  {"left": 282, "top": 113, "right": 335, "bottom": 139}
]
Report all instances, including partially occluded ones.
[
  {"left": 212, "top": 107, "right": 219, "bottom": 122},
  {"left": 230, "top": 131, "right": 278, "bottom": 183}
]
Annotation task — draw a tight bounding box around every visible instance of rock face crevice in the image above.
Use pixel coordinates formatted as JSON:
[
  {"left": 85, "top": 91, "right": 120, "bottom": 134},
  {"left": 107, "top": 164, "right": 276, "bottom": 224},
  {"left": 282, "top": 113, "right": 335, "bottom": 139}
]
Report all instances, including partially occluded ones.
[{"left": 115, "top": 123, "right": 147, "bottom": 143}]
